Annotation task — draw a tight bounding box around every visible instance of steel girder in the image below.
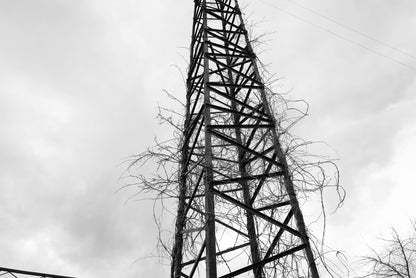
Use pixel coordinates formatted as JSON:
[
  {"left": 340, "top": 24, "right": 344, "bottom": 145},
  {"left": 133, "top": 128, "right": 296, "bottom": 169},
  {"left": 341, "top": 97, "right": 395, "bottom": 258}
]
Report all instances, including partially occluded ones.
[
  {"left": 171, "top": 0, "right": 320, "bottom": 277},
  {"left": 0, "top": 267, "right": 75, "bottom": 278}
]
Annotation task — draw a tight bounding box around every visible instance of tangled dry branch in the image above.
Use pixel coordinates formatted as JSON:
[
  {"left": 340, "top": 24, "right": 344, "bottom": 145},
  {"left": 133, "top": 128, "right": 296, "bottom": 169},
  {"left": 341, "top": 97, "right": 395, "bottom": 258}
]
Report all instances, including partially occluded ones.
[{"left": 124, "top": 83, "right": 346, "bottom": 276}]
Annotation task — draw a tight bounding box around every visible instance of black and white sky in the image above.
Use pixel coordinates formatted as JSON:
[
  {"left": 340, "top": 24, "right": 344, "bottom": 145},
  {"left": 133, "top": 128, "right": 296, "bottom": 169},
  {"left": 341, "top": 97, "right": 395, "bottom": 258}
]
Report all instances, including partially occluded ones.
[{"left": 1, "top": 0, "right": 415, "bottom": 277}]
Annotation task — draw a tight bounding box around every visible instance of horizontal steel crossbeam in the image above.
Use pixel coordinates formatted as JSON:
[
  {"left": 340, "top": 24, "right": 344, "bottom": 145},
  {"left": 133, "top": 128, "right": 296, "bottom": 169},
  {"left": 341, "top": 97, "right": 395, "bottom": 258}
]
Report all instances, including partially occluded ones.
[{"left": 0, "top": 267, "right": 75, "bottom": 278}]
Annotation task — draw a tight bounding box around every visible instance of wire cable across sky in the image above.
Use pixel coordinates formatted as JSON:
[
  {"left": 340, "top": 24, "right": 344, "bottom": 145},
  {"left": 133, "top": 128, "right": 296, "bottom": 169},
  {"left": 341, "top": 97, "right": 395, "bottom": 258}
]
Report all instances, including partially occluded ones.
[
  {"left": 283, "top": 0, "right": 416, "bottom": 61},
  {"left": 261, "top": 0, "right": 416, "bottom": 72}
]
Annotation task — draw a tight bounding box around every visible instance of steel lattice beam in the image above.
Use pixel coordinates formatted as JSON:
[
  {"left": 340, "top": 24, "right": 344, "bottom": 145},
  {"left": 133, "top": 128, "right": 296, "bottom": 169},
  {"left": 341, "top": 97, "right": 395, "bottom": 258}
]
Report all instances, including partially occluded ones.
[
  {"left": 171, "top": 0, "right": 320, "bottom": 277},
  {"left": 0, "top": 267, "right": 75, "bottom": 278}
]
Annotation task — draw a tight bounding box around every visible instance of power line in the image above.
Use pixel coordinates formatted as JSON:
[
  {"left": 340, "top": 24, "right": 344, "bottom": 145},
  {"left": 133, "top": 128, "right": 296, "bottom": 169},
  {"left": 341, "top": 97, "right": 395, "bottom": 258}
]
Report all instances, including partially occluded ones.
[
  {"left": 261, "top": 0, "right": 416, "bottom": 72},
  {"left": 283, "top": 0, "right": 416, "bottom": 61}
]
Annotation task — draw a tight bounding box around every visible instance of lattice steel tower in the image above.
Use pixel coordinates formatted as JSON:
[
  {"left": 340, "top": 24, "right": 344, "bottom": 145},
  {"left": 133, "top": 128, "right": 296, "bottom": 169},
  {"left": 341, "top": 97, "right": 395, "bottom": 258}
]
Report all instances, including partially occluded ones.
[{"left": 171, "top": 0, "right": 320, "bottom": 277}]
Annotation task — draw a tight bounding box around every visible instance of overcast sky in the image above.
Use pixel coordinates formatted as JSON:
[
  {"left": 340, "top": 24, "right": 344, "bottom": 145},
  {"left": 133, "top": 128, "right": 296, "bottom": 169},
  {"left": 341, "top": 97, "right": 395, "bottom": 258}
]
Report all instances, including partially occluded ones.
[{"left": 1, "top": 0, "right": 415, "bottom": 277}]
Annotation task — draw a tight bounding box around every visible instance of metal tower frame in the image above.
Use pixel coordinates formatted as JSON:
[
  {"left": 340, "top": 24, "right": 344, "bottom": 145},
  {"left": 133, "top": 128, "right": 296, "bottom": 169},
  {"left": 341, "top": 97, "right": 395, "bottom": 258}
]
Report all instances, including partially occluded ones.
[
  {"left": 171, "top": 0, "right": 320, "bottom": 277},
  {"left": 0, "top": 267, "right": 75, "bottom": 278}
]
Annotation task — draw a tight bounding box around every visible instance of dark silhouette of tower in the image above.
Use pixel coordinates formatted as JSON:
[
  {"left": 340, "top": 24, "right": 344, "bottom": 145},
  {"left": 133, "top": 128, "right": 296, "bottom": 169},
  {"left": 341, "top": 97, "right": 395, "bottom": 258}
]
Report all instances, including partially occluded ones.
[{"left": 171, "top": 0, "right": 320, "bottom": 277}]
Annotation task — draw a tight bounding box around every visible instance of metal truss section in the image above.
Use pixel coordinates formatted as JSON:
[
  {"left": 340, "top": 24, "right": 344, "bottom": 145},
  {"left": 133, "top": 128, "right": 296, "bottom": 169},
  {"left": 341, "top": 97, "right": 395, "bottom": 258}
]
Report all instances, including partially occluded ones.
[
  {"left": 171, "top": 0, "right": 320, "bottom": 277},
  {"left": 0, "top": 267, "right": 75, "bottom": 278}
]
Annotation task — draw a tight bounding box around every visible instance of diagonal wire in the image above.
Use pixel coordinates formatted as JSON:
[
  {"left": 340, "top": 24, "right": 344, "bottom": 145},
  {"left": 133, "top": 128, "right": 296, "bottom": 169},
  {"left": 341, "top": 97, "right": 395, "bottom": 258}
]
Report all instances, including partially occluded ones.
[
  {"left": 260, "top": 0, "right": 416, "bottom": 72},
  {"left": 283, "top": 0, "right": 416, "bottom": 61}
]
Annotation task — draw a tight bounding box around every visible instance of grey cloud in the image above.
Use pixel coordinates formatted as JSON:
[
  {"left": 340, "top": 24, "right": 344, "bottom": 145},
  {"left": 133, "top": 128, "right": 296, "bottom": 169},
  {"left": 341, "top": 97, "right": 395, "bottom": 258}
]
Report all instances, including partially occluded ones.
[{"left": 1, "top": 1, "right": 415, "bottom": 277}]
